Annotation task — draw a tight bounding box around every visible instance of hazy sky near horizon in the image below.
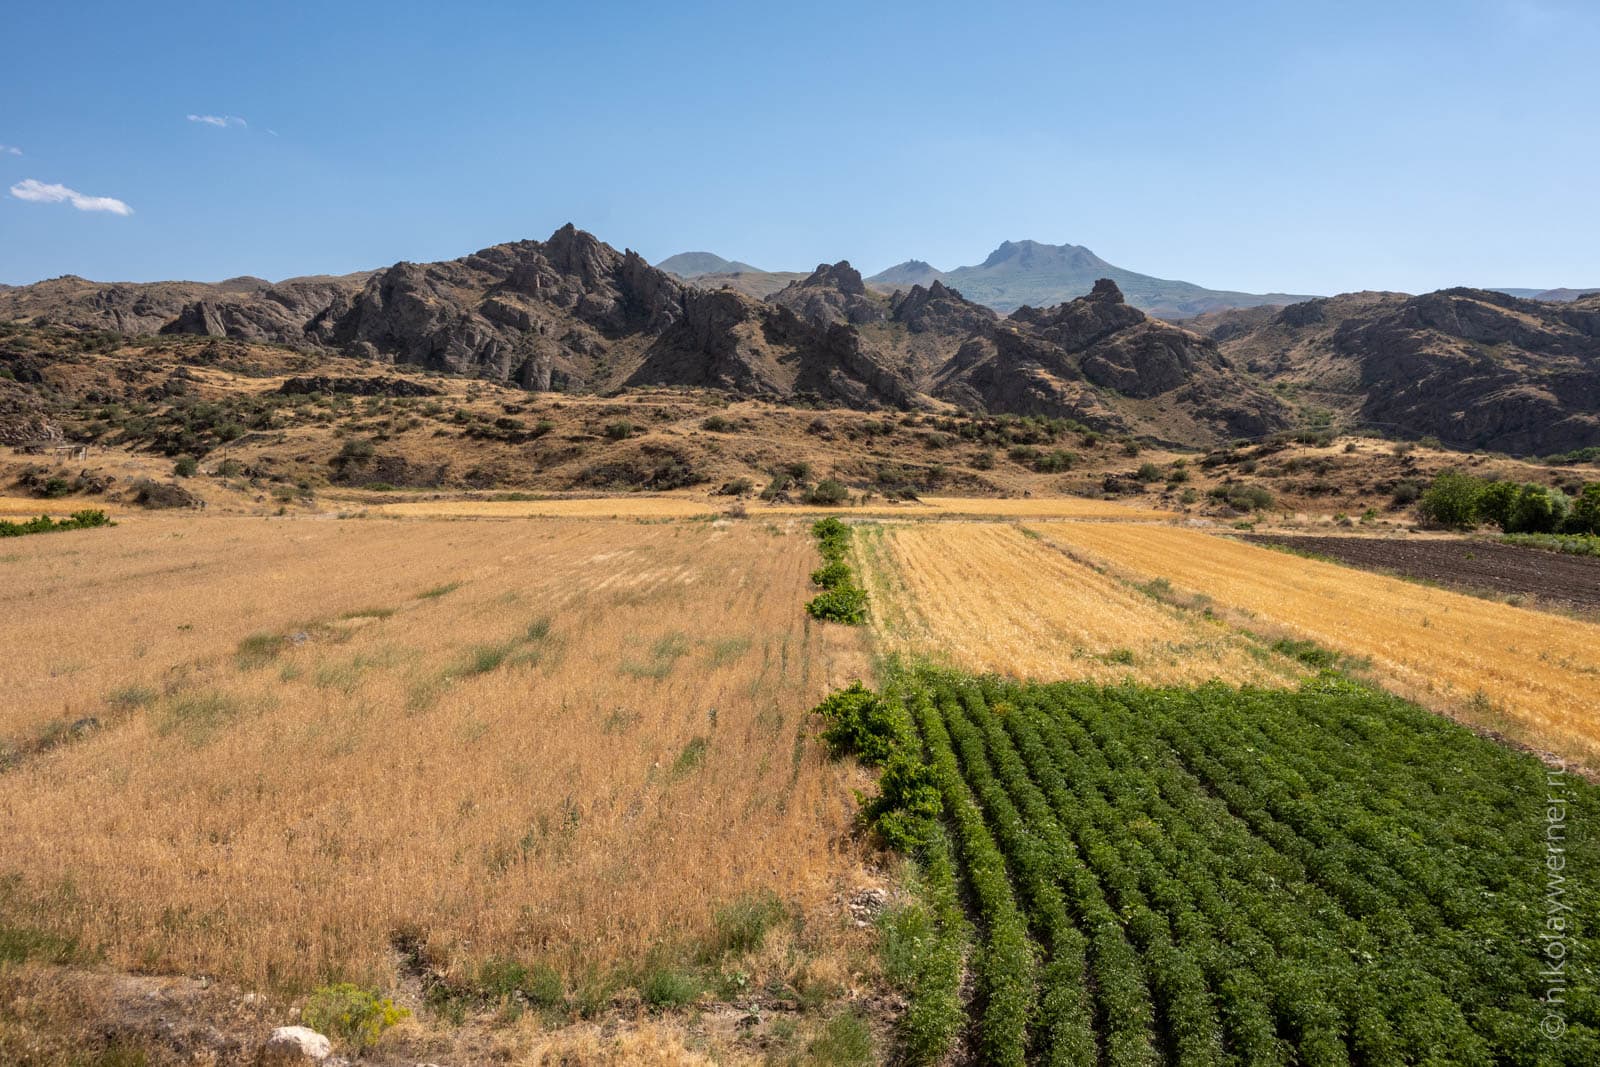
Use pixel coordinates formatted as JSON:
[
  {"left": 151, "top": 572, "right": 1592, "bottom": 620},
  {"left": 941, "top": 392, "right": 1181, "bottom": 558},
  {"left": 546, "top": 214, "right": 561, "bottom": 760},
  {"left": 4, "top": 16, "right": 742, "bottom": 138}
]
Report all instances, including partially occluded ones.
[{"left": 2, "top": 0, "right": 1595, "bottom": 294}]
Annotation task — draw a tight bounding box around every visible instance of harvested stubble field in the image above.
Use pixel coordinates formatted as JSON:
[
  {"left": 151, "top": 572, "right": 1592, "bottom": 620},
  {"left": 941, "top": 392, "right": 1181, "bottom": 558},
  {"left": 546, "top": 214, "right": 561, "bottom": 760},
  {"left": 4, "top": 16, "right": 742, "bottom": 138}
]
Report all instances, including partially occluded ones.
[
  {"left": 1243, "top": 533, "right": 1600, "bottom": 614},
  {"left": 0, "top": 513, "right": 873, "bottom": 999},
  {"left": 1034, "top": 522, "right": 1600, "bottom": 771},
  {"left": 856, "top": 523, "right": 1306, "bottom": 687}
]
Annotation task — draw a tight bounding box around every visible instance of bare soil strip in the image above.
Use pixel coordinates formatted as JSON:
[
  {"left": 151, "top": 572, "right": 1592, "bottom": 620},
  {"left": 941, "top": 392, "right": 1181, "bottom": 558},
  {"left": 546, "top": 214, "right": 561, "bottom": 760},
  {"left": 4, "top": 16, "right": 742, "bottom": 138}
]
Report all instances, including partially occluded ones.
[{"left": 1245, "top": 533, "right": 1600, "bottom": 613}]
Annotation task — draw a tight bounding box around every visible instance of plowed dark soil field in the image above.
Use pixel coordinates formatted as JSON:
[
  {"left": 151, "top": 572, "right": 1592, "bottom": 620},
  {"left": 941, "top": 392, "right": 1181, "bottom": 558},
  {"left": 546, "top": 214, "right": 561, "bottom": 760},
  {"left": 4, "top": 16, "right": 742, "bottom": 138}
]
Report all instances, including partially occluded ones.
[{"left": 1243, "top": 533, "right": 1600, "bottom": 612}]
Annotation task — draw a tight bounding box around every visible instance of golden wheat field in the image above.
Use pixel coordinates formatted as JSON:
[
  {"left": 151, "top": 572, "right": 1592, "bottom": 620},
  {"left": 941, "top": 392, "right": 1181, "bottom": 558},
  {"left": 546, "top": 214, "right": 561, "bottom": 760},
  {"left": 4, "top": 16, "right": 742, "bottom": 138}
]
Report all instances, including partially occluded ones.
[
  {"left": 0, "top": 514, "right": 874, "bottom": 993},
  {"left": 1034, "top": 521, "right": 1600, "bottom": 769},
  {"left": 855, "top": 522, "right": 1306, "bottom": 686}
]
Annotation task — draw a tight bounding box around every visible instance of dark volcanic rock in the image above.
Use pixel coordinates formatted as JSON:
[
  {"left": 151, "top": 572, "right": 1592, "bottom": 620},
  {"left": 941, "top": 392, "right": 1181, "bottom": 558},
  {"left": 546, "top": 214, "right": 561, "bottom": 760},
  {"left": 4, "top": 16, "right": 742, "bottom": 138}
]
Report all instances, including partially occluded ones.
[
  {"left": 888, "top": 281, "right": 997, "bottom": 335},
  {"left": 767, "top": 262, "right": 888, "bottom": 327},
  {"left": 934, "top": 279, "right": 1290, "bottom": 441}
]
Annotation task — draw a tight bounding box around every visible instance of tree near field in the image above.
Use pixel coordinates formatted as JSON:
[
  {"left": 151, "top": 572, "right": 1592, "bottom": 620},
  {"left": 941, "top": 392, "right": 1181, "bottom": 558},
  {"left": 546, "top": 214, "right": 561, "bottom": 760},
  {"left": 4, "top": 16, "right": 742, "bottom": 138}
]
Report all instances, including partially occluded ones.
[
  {"left": 1508, "top": 484, "right": 1566, "bottom": 534},
  {"left": 1417, "top": 470, "right": 1483, "bottom": 528},
  {"left": 1475, "top": 480, "right": 1518, "bottom": 530},
  {"left": 1564, "top": 483, "right": 1600, "bottom": 535}
]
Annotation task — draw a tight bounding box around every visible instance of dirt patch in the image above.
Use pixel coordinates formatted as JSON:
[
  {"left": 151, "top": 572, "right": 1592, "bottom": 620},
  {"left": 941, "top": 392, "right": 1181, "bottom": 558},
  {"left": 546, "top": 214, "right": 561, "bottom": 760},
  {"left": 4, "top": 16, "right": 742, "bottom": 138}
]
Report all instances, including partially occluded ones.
[{"left": 1243, "top": 534, "right": 1600, "bottom": 613}]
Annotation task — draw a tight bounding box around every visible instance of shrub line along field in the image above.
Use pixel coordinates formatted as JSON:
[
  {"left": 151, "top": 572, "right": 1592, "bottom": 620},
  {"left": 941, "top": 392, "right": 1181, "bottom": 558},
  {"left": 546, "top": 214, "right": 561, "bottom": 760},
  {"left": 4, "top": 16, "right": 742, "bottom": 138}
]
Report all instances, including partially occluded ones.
[
  {"left": 825, "top": 667, "right": 1600, "bottom": 1065},
  {"left": 1242, "top": 533, "right": 1600, "bottom": 615}
]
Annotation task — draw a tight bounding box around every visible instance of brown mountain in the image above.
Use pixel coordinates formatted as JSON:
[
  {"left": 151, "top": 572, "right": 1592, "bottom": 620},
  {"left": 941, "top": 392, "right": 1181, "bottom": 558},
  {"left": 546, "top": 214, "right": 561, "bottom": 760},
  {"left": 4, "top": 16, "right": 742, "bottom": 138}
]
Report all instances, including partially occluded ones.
[
  {"left": 934, "top": 279, "right": 1288, "bottom": 441},
  {"left": 1196, "top": 288, "right": 1600, "bottom": 454},
  {"left": 19, "top": 225, "right": 1595, "bottom": 452}
]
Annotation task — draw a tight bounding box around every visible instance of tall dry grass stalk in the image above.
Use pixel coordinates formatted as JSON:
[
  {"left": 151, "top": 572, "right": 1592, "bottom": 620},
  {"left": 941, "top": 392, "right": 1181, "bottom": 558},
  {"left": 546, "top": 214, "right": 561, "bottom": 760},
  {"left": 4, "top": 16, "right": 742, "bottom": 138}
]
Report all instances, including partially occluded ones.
[{"left": 0, "top": 514, "right": 872, "bottom": 992}]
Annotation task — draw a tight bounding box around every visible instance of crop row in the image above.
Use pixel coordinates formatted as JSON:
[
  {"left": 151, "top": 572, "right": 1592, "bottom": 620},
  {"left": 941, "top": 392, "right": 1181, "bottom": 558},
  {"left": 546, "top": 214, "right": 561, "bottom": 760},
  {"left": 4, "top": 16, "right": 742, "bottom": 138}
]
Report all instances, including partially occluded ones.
[{"left": 820, "top": 668, "right": 1600, "bottom": 1064}]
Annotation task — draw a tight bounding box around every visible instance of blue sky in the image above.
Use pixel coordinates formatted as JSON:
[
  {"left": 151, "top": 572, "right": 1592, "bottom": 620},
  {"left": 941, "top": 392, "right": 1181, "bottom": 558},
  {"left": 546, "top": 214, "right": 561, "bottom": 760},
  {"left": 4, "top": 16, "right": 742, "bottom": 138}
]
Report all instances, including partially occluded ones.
[{"left": 2, "top": 0, "right": 1595, "bottom": 294}]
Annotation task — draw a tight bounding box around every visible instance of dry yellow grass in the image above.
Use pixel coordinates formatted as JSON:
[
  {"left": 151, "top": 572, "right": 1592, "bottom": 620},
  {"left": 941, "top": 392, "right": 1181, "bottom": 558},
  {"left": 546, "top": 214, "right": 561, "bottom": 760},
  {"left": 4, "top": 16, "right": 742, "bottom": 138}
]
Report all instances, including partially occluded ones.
[
  {"left": 0, "top": 514, "right": 872, "bottom": 992},
  {"left": 372, "top": 496, "right": 721, "bottom": 520},
  {"left": 1038, "top": 522, "right": 1600, "bottom": 768},
  {"left": 856, "top": 522, "right": 1305, "bottom": 686},
  {"left": 372, "top": 493, "right": 1165, "bottom": 522},
  {"left": 911, "top": 496, "right": 1169, "bottom": 519},
  {"left": 0, "top": 494, "right": 116, "bottom": 520}
]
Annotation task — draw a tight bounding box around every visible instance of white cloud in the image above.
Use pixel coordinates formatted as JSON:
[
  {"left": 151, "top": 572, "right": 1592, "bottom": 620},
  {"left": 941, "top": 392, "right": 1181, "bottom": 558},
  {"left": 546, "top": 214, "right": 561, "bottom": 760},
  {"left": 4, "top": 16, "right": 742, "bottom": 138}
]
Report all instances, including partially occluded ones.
[
  {"left": 0, "top": 145, "right": 20, "bottom": 156},
  {"left": 9, "top": 178, "right": 133, "bottom": 216},
  {"left": 187, "top": 113, "right": 246, "bottom": 128}
]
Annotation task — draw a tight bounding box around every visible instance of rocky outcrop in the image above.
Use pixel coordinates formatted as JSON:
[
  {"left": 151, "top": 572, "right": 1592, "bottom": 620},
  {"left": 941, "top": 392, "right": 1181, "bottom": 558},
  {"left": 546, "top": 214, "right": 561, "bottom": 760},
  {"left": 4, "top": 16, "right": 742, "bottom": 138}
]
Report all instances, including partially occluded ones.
[
  {"left": 1334, "top": 289, "right": 1600, "bottom": 453},
  {"left": 888, "top": 280, "right": 996, "bottom": 335},
  {"left": 1202, "top": 287, "right": 1600, "bottom": 454},
  {"left": 767, "top": 262, "right": 888, "bottom": 327},
  {"left": 934, "top": 279, "right": 1290, "bottom": 442},
  {"left": 627, "top": 288, "right": 794, "bottom": 395},
  {"left": 277, "top": 375, "right": 443, "bottom": 397}
]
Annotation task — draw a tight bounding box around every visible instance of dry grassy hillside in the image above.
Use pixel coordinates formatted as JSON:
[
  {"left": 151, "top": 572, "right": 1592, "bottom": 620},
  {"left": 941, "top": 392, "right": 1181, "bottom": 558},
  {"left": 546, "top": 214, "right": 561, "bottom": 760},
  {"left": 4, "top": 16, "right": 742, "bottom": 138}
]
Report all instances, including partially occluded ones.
[{"left": 5, "top": 326, "right": 1592, "bottom": 528}]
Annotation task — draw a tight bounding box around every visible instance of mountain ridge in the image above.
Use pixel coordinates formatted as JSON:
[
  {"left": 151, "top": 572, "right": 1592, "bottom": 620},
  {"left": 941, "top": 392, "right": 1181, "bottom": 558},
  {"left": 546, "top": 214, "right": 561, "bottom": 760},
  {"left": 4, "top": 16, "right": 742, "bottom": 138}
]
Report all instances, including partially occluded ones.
[
  {"left": 3, "top": 224, "right": 1598, "bottom": 453},
  {"left": 868, "top": 238, "right": 1316, "bottom": 319}
]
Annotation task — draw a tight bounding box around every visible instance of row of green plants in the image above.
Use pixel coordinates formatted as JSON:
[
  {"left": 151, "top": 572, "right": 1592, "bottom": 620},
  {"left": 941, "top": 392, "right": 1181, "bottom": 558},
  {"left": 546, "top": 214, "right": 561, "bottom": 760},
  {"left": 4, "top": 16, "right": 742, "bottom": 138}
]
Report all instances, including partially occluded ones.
[
  {"left": 1500, "top": 532, "right": 1600, "bottom": 557},
  {"left": 805, "top": 518, "right": 869, "bottom": 624},
  {"left": 814, "top": 666, "right": 1600, "bottom": 1064},
  {"left": 1420, "top": 470, "right": 1600, "bottom": 534},
  {"left": 0, "top": 509, "right": 113, "bottom": 538}
]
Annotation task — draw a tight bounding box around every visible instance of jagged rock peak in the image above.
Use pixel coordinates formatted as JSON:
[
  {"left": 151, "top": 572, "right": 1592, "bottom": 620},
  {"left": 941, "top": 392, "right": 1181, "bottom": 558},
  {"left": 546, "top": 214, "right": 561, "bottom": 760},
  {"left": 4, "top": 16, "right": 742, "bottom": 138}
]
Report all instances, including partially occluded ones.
[
  {"left": 798, "top": 261, "right": 867, "bottom": 295},
  {"left": 1088, "top": 278, "right": 1124, "bottom": 303}
]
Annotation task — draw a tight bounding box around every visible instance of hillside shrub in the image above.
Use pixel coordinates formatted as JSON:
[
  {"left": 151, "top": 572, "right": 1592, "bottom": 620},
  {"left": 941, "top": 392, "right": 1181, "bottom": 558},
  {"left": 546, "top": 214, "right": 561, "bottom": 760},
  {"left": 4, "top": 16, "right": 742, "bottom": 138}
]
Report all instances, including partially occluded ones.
[
  {"left": 1209, "top": 483, "right": 1275, "bottom": 511},
  {"left": 806, "top": 479, "right": 850, "bottom": 506}
]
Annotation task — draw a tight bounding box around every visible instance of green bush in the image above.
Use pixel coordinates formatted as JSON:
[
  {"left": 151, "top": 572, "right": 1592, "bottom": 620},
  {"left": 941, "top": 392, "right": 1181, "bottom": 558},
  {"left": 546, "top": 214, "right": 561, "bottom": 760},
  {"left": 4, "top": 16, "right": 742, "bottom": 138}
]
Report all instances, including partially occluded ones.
[
  {"left": 0, "top": 510, "right": 113, "bottom": 538},
  {"left": 815, "top": 682, "right": 902, "bottom": 765},
  {"left": 1209, "top": 483, "right": 1275, "bottom": 511},
  {"left": 807, "top": 584, "right": 868, "bottom": 624},
  {"left": 1034, "top": 450, "right": 1077, "bottom": 473},
  {"left": 1417, "top": 470, "right": 1483, "bottom": 528},
  {"left": 811, "top": 560, "right": 852, "bottom": 589},
  {"left": 805, "top": 478, "right": 850, "bottom": 506},
  {"left": 1566, "top": 483, "right": 1600, "bottom": 535},
  {"left": 1508, "top": 484, "right": 1566, "bottom": 534},
  {"left": 301, "top": 983, "right": 409, "bottom": 1050},
  {"left": 172, "top": 455, "right": 199, "bottom": 478},
  {"left": 639, "top": 965, "right": 701, "bottom": 1008}
]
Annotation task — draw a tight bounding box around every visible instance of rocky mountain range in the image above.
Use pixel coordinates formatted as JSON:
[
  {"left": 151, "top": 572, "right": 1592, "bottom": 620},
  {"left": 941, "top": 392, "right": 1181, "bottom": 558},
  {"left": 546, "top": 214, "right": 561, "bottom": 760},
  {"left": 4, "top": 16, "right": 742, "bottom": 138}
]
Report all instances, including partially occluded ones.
[
  {"left": 1193, "top": 288, "right": 1600, "bottom": 454},
  {"left": 866, "top": 240, "right": 1317, "bottom": 318},
  {"left": 658, "top": 239, "right": 1316, "bottom": 319},
  {"left": 3, "top": 223, "right": 1598, "bottom": 453}
]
